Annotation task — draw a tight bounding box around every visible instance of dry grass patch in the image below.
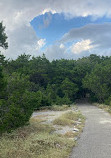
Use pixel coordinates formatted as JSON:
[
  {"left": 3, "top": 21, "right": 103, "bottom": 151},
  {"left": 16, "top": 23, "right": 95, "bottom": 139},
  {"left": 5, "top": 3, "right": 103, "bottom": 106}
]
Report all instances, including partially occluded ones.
[
  {"left": 0, "top": 130, "right": 75, "bottom": 158},
  {"left": 64, "top": 131, "right": 78, "bottom": 138},
  {"left": 53, "top": 117, "right": 73, "bottom": 126},
  {"left": 63, "top": 111, "right": 85, "bottom": 121},
  {"left": 0, "top": 107, "right": 85, "bottom": 158},
  {"left": 50, "top": 105, "right": 70, "bottom": 111},
  {"left": 53, "top": 111, "right": 85, "bottom": 127},
  {"left": 0, "top": 115, "right": 75, "bottom": 158},
  {"left": 94, "top": 103, "right": 111, "bottom": 114},
  {"left": 39, "top": 105, "right": 70, "bottom": 111}
]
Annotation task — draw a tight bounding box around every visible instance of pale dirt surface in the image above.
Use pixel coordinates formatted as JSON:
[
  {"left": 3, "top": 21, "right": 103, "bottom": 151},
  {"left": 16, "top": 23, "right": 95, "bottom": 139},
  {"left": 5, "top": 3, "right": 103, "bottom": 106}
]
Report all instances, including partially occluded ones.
[
  {"left": 70, "top": 103, "right": 111, "bottom": 158},
  {"left": 32, "top": 108, "right": 78, "bottom": 135}
]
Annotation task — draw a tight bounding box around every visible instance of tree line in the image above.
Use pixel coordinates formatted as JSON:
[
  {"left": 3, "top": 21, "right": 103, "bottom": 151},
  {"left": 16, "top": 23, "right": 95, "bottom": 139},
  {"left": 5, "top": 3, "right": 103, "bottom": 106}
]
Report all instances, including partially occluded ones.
[{"left": 0, "top": 22, "right": 111, "bottom": 134}]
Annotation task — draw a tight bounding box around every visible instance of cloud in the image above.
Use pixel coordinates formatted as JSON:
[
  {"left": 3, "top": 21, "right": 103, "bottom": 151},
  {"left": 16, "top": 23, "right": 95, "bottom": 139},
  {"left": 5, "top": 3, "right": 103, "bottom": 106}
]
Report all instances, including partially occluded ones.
[
  {"left": 60, "top": 44, "right": 65, "bottom": 49},
  {"left": 41, "top": 8, "right": 56, "bottom": 15},
  {"left": 44, "top": 44, "right": 93, "bottom": 61},
  {"left": 44, "top": 44, "right": 75, "bottom": 61},
  {"left": 1, "top": 0, "right": 111, "bottom": 59},
  {"left": 71, "top": 39, "right": 95, "bottom": 54},
  {"left": 39, "top": 12, "right": 52, "bottom": 30},
  {"left": 61, "top": 23, "right": 111, "bottom": 51},
  {"left": 36, "top": 39, "right": 46, "bottom": 50},
  {"left": 3, "top": 25, "right": 39, "bottom": 59}
]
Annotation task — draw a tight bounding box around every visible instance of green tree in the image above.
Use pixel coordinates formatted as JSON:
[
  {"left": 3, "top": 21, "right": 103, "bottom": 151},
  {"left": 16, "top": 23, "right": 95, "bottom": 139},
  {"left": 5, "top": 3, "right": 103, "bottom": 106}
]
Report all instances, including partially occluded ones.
[
  {"left": 61, "top": 78, "right": 79, "bottom": 100},
  {"left": 0, "top": 22, "right": 8, "bottom": 97},
  {"left": 0, "top": 22, "right": 8, "bottom": 49},
  {"left": 83, "top": 63, "right": 111, "bottom": 102}
]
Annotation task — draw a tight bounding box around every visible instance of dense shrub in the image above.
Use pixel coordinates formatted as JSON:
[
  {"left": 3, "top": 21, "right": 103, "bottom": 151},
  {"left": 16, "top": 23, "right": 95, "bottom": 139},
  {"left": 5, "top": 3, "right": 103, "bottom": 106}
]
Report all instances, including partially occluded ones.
[
  {"left": 0, "top": 92, "right": 34, "bottom": 134},
  {"left": 55, "top": 96, "right": 72, "bottom": 105}
]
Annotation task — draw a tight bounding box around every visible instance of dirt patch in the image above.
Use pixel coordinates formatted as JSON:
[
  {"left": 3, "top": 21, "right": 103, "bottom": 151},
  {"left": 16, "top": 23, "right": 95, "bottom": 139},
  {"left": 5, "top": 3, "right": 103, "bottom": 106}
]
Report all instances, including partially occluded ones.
[{"left": 32, "top": 107, "right": 84, "bottom": 136}]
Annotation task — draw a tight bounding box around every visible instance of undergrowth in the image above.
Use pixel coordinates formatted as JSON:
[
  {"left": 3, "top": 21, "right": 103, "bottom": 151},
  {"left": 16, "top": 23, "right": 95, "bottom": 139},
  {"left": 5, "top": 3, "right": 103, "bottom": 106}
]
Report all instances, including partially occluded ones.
[
  {"left": 94, "top": 103, "right": 111, "bottom": 114},
  {"left": 0, "top": 115, "right": 75, "bottom": 158},
  {"left": 0, "top": 107, "right": 85, "bottom": 158},
  {"left": 39, "top": 105, "right": 71, "bottom": 111},
  {"left": 53, "top": 111, "right": 85, "bottom": 127}
]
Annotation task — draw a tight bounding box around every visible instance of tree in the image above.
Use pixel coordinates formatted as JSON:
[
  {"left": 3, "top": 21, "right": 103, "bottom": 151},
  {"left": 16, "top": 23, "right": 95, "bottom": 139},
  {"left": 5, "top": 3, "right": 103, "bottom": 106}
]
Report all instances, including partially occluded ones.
[
  {"left": 61, "top": 78, "right": 79, "bottom": 100},
  {"left": 83, "top": 63, "right": 111, "bottom": 102},
  {"left": 0, "top": 22, "right": 8, "bottom": 96},
  {"left": 0, "top": 66, "right": 6, "bottom": 97},
  {"left": 0, "top": 22, "right": 8, "bottom": 49}
]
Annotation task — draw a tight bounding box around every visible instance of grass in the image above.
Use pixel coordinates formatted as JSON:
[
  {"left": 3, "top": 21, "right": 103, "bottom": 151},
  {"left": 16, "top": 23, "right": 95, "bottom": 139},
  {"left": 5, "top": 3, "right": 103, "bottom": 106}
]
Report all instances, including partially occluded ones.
[
  {"left": 50, "top": 105, "right": 70, "bottom": 111},
  {"left": 0, "top": 132, "right": 75, "bottom": 158},
  {"left": 94, "top": 103, "right": 111, "bottom": 114},
  {"left": 53, "top": 111, "right": 85, "bottom": 139},
  {"left": 0, "top": 114, "right": 75, "bottom": 158},
  {"left": 64, "top": 131, "right": 78, "bottom": 138},
  {"left": 53, "top": 111, "right": 85, "bottom": 127},
  {"left": 0, "top": 106, "right": 85, "bottom": 158},
  {"left": 39, "top": 104, "right": 71, "bottom": 111}
]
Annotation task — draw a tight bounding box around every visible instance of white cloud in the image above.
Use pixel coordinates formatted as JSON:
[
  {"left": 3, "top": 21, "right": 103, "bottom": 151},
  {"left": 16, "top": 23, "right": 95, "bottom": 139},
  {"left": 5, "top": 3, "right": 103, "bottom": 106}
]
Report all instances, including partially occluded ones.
[
  {"left": 36, "top": 39, "right": 46, "bottom": 50},
  {"left": 45, "top": 44, "right": 69, "bottom": 61},
  {"left": 61, "top": 23, "right": 111, "bottom": 50},
  {"left": 44, "top": 43, "right": 95, "bottom": 61},
  {"left": 41, "top": 8, "right": 56, "bottom": 15},
  {"left": 3, "top": 25, "right": 39, "bottom": 59},
  {"left": 39, "top": 12, "right": 52, "bottom": 29},
  {"left": 60, "top": 44, "right": 65, "bottom": 49},
  {"left": 1, "top": 0, "right": 111, "bottom": 59},
  {"left": 71, "top": 39, "right": 95, "bottom": 54}
]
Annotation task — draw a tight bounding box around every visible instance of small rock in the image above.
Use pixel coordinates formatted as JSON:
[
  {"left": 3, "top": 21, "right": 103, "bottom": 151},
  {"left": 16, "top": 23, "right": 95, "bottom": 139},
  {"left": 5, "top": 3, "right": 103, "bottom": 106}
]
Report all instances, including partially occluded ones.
[
  {"left": 72, "top": 130, "right": 76, "bottom": 133},
  {"left": 78, "top": 118, "right": 81, "bottom": 122},
  {"left": 76, "top": 121, "right": 81, "bottom": 124},
  {"left": 74, "top": 137, "right": 78, "bottom": 141},
  {"left": 56, "top": 144, "right": 61, "bottom": 148},
  {"left": 73, "top": 128, "right": 79, "bottom": 132}
]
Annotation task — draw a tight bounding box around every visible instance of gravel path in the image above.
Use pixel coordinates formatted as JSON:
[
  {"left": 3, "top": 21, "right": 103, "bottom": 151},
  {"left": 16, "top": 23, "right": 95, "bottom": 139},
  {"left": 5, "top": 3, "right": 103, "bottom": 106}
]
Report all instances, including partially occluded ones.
[{"left": 70, "top": 103, "right": 111, "bottom": 158}]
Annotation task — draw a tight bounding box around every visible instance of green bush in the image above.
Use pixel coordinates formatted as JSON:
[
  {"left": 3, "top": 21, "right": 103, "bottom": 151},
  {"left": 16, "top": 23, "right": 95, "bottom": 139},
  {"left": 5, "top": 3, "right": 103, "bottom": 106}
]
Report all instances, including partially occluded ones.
[
  {"left": 104, "top": 95, "right": 111, "bottom": 105},
  {"left": 55, "top": 96, "right": 72, "bottom": 105},
  {"left": 0, "top": 89, "right": 53, "bottom": 134},
  {"left": 0, "top": 92, "right": 34, "bottom": 134},
  {"left": 23, "top": 91, "right": 51, "bottom": 110}
]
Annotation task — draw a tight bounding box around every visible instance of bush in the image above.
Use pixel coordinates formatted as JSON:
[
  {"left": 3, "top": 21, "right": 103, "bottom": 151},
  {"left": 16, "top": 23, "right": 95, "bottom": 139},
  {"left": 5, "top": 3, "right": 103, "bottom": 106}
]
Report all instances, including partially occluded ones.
[
  {"left": 26, "top": 91, "right": 51, "bottom": 110},
  {"left": 104, "top": 95, "right": 111, "bottom": 105},
  {"left": 55, "top": 96, "right": 72, "bottom": 105},
  {"left": 0, "top": 89, "right": 52, "bottom": 134},
  {"left": 0, "top": 92, "right": 34, "bottom": 134}
]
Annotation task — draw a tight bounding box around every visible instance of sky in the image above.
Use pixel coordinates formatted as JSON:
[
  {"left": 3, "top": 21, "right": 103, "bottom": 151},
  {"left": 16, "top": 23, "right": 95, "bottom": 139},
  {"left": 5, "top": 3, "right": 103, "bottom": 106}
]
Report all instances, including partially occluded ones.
[{"left": 1, "top": 0, "right": 111, "bottom": 60}]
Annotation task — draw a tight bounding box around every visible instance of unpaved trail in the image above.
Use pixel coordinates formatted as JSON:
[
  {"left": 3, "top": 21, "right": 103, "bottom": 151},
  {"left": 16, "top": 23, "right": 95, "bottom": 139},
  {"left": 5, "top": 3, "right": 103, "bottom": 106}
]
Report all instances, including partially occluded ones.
[
  {"left": 32, "top": 108, "right": 77, "bottom": 135},
  {"left": 70, "top": 104, "right": 111, "bottom": 158}
]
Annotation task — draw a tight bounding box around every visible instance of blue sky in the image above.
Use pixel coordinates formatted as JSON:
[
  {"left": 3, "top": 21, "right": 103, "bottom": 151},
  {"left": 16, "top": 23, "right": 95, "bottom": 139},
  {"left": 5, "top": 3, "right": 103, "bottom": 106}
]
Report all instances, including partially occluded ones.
[
  {"left": 1, "top": 0, "right": 111, "bottom": 60},
  {"left": 30, "top": 12, "right": 111, "bottom": 51}
]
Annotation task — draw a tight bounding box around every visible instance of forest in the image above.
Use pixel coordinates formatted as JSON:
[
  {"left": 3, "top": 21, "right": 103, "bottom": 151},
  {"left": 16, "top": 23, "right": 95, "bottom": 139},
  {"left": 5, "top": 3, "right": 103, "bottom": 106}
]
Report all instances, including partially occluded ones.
[{"left": 1, "top": 22, "right": 111, "bottom": 134}]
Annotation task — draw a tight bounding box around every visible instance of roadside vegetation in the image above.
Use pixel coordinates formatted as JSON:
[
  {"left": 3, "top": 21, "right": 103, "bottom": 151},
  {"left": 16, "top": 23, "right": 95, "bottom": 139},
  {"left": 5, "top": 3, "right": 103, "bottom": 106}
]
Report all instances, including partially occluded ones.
[
  {"left": 39, "top": 104, "right": 70, "bottom": 111},
  {"left": 0, "top": 106, "right": 85, "bottom": 158},
  {"left": 94, "top": 103, "right": 111, "bottom": 114},
  {"left": 53, "top": 111, "right": 84, "bottom": 126}
]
